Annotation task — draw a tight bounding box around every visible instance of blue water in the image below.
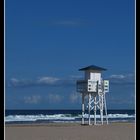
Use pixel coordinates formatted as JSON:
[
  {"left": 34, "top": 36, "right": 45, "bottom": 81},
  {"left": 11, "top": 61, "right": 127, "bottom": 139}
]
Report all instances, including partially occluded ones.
[{"left": 5, "top": 109, "right": 135, "bottom": 124}]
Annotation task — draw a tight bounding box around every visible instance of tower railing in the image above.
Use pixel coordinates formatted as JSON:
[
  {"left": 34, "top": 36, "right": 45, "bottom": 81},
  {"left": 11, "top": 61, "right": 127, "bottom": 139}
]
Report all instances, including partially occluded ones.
[
  {"left": 76, "top": 80, "right": 88, "bottom": 93},
  {"left": 76, "top": 80, "right": 98, "bottom": 93}
]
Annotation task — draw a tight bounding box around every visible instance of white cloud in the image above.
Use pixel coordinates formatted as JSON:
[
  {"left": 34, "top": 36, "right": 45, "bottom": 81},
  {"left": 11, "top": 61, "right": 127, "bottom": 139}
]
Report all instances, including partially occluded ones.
[
  {"left": 110, "top": 74, "right": 125, "bottom": 79},
  {"left": 24, "top": 95, "right": 41, "bottom": 104},
  {"left": 109, "top": 73, "right": 134, "bottom": 85},
  {"left": 110, "top": 74, "right": 134, "bottom": 79},
  {"left": 37, "top": 77, "right": 60, "bottom": 84},
  {"left": 9, "top": 78, "right": 33, "bottom": 87},
  {"left": 10, "top": 78, "right": 19, "bottom": 86},
  {"left": 8, "top": 73, "right": 134, "bottom": 88},
  {"left": 108, "top": 97, "right": 134, "bottom": 105},
  {"left": 48, "top": 19, "right": 94, "bottom": 27},
  {"left": 11, "top": 78, "right": 19, "bottom": 82},
  {"left": 69, "top": 75, "right": 82, "bottom": 79},
  {"left": 47, "top": 94, "right": 63, "bottom": 103},
  {"left": 8, "top": 76, "right": 60, "bottom": 87},
  {"left": 69, "top": 92, "right": 80, "bottom": 103}
]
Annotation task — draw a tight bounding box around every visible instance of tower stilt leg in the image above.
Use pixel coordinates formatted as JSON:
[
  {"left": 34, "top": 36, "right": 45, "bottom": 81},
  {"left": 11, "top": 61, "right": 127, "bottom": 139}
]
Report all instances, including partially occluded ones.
[
  {"left": 104, "top": 93, "right": 108, "bottom": 124},
  {"left": 101, "top": 95, "right": 103, "bottom": 124},
  {"left": 88, "top": 94, "right": 91, "bottom": 125},
  {"left": 99, "top": 94, "right": 103, "bottom": 125},
  {"left": 82, "top": 93, "right": 85, "bottom": 125},
  {"left": 94, "top": 96, "right": 96, "bottom": 125}
]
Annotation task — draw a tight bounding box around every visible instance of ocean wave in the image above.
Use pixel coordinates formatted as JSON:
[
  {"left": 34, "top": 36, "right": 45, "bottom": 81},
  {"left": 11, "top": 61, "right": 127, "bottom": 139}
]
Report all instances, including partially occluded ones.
[{"left": 5, "top": 113, "right": 135, "bottom": 122}]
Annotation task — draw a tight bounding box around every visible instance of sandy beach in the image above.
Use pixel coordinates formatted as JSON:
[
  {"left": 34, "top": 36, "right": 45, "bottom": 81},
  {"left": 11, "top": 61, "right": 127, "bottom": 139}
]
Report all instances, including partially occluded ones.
[{"left": 5, "top": 122, "right": 135, "bottom": 140}]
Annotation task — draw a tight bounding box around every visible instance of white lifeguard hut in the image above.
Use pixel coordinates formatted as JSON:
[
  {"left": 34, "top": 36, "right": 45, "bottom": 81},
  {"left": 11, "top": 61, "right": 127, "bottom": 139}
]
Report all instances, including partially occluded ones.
[{"left": 76, "top": 65, "right": 109, "bottom": 125}]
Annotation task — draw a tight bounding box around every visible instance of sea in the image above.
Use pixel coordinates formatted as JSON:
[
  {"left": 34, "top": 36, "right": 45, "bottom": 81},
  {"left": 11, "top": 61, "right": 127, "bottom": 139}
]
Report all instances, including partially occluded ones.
[{"left": 5, "top": 109, "right": 135, "bottom": 124}]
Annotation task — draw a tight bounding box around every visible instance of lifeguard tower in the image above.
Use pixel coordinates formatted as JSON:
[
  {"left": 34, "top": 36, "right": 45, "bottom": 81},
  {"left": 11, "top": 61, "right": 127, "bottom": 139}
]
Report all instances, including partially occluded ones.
[{"left": 76, "top": 65, "right": 109, "bottom": 125}]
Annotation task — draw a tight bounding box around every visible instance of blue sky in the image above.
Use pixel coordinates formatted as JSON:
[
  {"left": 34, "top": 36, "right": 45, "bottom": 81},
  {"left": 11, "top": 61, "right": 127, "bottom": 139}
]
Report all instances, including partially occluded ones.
[{"left": 5, "top": 0, "right": 135, "bottom": 109}]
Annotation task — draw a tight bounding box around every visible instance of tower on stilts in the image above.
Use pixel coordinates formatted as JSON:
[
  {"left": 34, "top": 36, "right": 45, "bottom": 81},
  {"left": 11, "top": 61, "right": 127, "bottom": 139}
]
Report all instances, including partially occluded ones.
[{"left": 76, "top": 65, "right": 109, "bottom": 125}]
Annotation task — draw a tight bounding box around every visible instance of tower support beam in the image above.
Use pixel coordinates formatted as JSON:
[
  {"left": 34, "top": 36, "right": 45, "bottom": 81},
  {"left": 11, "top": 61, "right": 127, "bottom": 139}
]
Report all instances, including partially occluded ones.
[
  {"left": 94, "top": 96, "right": 97, "bottom": 125},
  {"left": 82, "top": 93, "right": 85, "bottom": 125},
  {"left": 104, "top": 93, "right": 108, "bottom": 124},
  {"left": 88, "top": 93, "right": 91, "bottom": 125}
]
